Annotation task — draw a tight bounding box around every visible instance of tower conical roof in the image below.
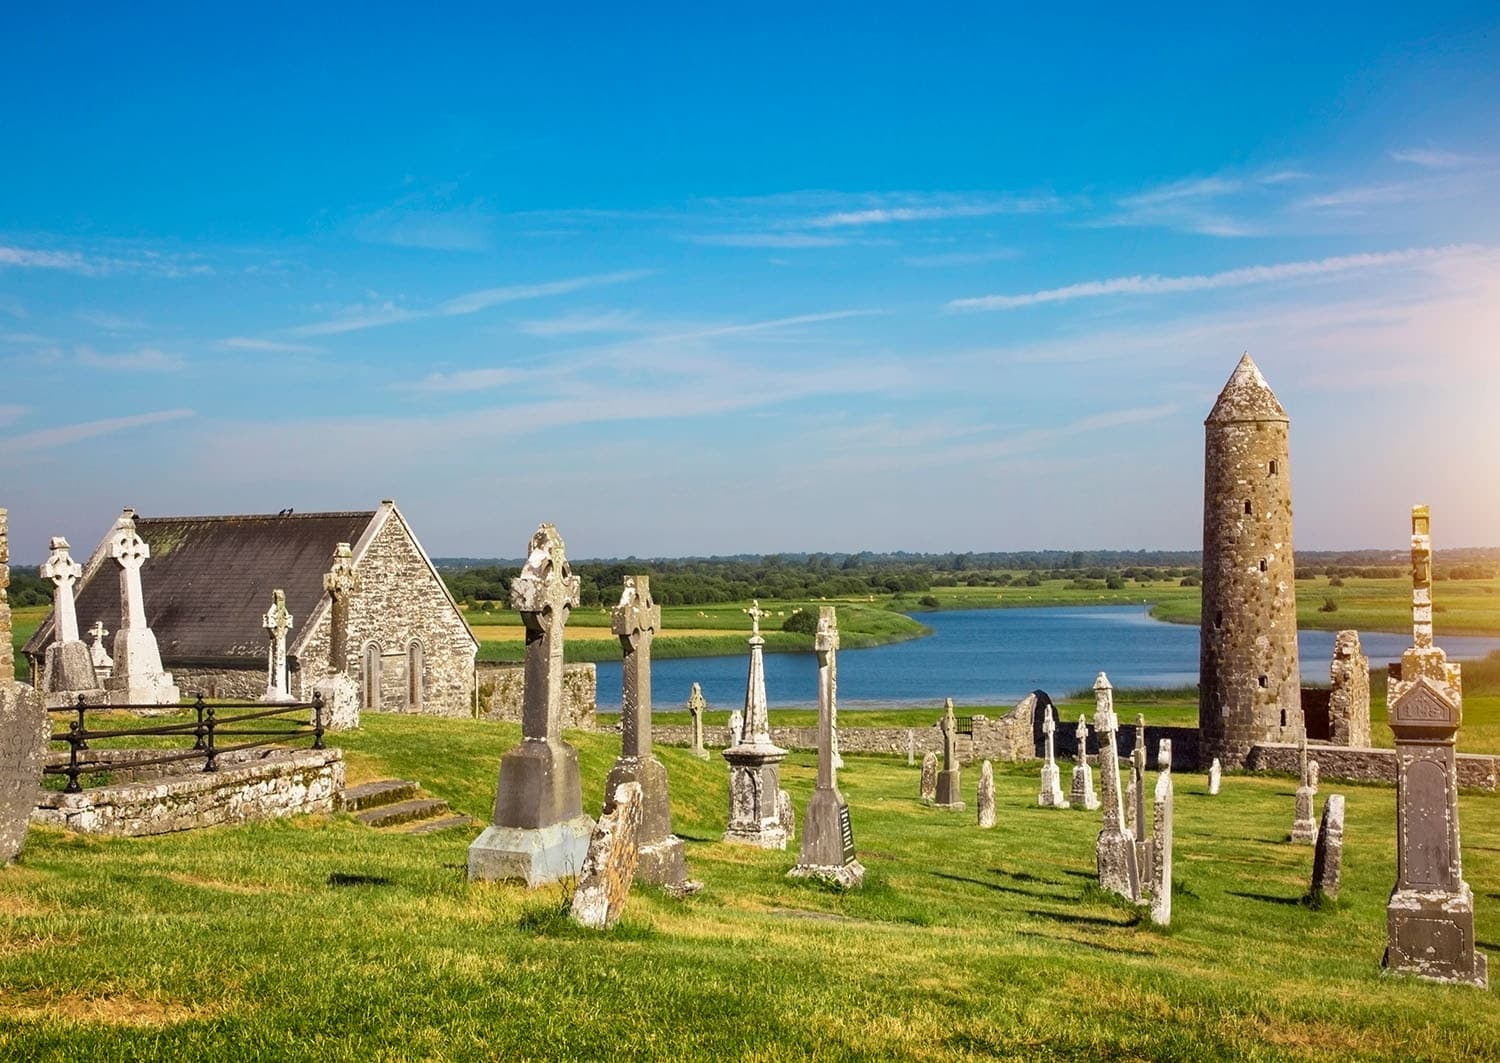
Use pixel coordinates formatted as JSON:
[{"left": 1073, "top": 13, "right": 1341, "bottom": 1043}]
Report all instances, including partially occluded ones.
[{"left": 1205, "top": 352, "right": 1288, "bottom": 424}]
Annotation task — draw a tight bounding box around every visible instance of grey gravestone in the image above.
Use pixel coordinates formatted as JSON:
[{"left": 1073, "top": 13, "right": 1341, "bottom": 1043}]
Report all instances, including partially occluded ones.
[
  {"left": 907, "top": 728, "right": 915, "bottom": 767},
  {"left": 727, "top": 709, "right": 744, "bottom": 749},
  {"left": 1131, "top": 745, "right": 1153, "bottom": 875},
  {"left": 1093, "top": 673, "right": 1139, "bottom": 901},
  {"left": 602, "top": 576, "right": 687, "bottom": 889},
  {"left": 1037, "top": 704, "right": 1067, "bottom": 807},
  {"left": 687, "top": 682, "right": 709, "bottom": 760},
  {"left": 919, "top": 751, "right": 937, "bottom": 804},
  {"left": 311, "top": 542, "right": 361, "bottom": 731},
  {"left": 1, "top": 511, "right": 48, "bottom": 864},
  {"left": 1309, "top": 793, "right": 1345, "bottom": 904},
  {"left": 1207, "top": 757, "right": 1221, "bottom": 795},
  {"left": 1291, "top": 744, "right": 1318, "bottom": 844},
  {"left": 977, "top": 760, "right": 996, "bottom": 829},
  {"left": 789, "top": 607, "right": 864, "bottom": 888},
  {"left": 1382, "top": 507, "right": 1487, "bottom": 987},
  {"left": 1151, "top": 743, "right": 1174, "bottom": 926},
  {"left": 1329, "top": 630, "right": 1371, "bottom": 747},
  {"left": 778, "top": 788, "right": 795, "bottom": 842},
  {"left": 722, "top": 602, "right": 788, "bottom": 849},
  {"left": 469, "top": 524, "right": 595, "bottom": 886},
  {"left": 1070, "top": 717, "right": 1099, "bottom": 811},
  {"left": 933, "top": 698, "right": 964, "bottom": 810},
  {"left": 571, "top": 781, "right": 643, "bottom": 930},
  {"left": 40, "top": 537, "right": 105, "bottom": 703}
]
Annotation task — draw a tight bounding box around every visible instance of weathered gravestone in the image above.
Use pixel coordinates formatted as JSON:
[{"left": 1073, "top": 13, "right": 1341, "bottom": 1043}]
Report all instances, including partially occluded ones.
[
  {"left": 87, "top": 620, "right": 114, "bottom": 682},
  {"left": 1093, "top": 672, "right": 1140, "bottom": 901},
  {"left": 1070, "top": 716, "right": 1099, "bottom": 811},
  {"left": 570, "top": 781, "right": 643, "bottom": 930},
  {"left": 1151, "top": 740, "right": 1175, "bottom": 927},
  {"left": 1207, "top": 757, "right": 1222, "bottom": 796},
  {"left": 788, "top": 607, "right": 863, "bottom": 888},
  {"left": 919, "top": 751, "right": 937, "bottom": 804},
  {"left": 977, "top": 760, "right": 996, "bottom": 829},
  {"left": 1329, "top": 630, "right": 1371, "bottom": 747},
  {"left": 311, "top": 542, "right": 361, "bottom": 731},
  {"left": 1, "top": 509, "right": 48, "bottom": 865},
  {"left": 1131, "top": 744, "right": 1153, "bottom": 875},
  {"left": 1308, "top": 793, "right": 1345, "bottom": 905},
  {"left": 687, "top": 682, "right": 709, "bottom": 760},
  {"left": 907, "top": 728, "right": 915, "bottom": 767},
  {"left": 1382, "top": 506, "right": 1487, "bottom": 988},
  {"left": 103, "top": 509, "right": 179, "bottom": 706},
  {"left": 727, "top": 709, "right": 744, "bottom": 749},
  {"left": 468, "top": 524, "right": 595, "bottom": 886},
  {"left": 934, "top": 697, "right": 964, "bottom": 811},
  {"left": 1037, "top": 704, "right": 1067, "bottom": 808},
  {"left": 1291, "top": 739, "right": 1318, "bottom": 845},
  {"left": 778, "top": 788, "right": 795, "bottom": 842},
  {"left": 722, "top": 602, "right": 788, "bottom": 849},
  {"left": 261, "top": 588, "right": 295, "bottom": 703},
  {"left": 602, "top": 576, "right": 688, "bottom": 889},
  {"left": 40, "top": 536, "right": 104, "bottom": 704}
]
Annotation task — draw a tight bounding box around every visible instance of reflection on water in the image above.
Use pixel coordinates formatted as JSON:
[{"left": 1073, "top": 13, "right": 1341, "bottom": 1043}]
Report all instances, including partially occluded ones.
[{"left": 594, "top": 606, "right": 1500, "bottom": 713}]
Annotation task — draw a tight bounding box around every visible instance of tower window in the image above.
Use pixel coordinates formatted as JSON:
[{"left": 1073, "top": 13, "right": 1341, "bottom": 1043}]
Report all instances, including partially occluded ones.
[
  {"left": 1244, "top": 500, "right": 1253, "bottom": 515},
  {"left": 1280, "top": 708, "right": 1287, "bottom": 727},
  {"left": 1214, "top": 611, "right": 1223, "bottom": 630},
  {"left": 1259, "top": 559, "right": 1268, "bottom": 573},
  {"left": 1269, "top": 460, "right": 1279, "bottom": 476},
  {"left": 1259, "top": 675, "right": 1268, "bottom": 689}
]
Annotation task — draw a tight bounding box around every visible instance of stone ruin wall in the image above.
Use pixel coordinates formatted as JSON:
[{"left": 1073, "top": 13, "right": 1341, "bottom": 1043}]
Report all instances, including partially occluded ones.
[
  {"left": 297, "top": 513, "right": 476, "bottom": 717},
  {"left": 478, "top": 661, "right": 596, "bottom": 729},
  {"left": 1327, "top": 631, "right": 1371, "bottom": 747},
  {"left": 32, "top": 747, "right": 344, "bottom": 836},
  {"left": 1247, "top": 742, "right": 1497, "bottom": 792},
  {"left": 170, "top": 665, "right": 267, "bottom": 700},
  {"left": 1199, "top": 417, "right": 1302, "bottom": 766}
]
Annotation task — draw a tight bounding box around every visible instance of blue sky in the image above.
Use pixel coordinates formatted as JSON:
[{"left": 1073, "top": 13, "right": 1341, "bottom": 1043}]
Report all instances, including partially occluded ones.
[{"left": 3, "top": 5, "right": 1498, "bottom": 560}]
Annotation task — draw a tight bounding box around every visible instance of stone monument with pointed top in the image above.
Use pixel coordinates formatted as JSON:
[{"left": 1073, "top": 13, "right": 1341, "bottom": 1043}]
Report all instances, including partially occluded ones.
[
  {"left": 933, "top": 697, "right": 964, "bottom": 810},
  {"left": 40, "top": 537, "right": 105, "bottom": 705},
  {"left": 722, "top": 600, "right": 789, "bottom": 849},
  {"left": 468, "top": 523, "right": 595, "bottom": 886},
  {"left": 1093, "top": 672, "right": 1139, "bottom": 901},
  {"left": 103, "top": 510, "right": 179, "bottom": 706},
  {"left": 603, "top": 575, "right": 688, "bottom": 889},
  {"left": 1382, "top": 506, "right": 1487, "bottom": 987},
  {"left": 789, "top": 606, "right": 864, "bottom": 888}
]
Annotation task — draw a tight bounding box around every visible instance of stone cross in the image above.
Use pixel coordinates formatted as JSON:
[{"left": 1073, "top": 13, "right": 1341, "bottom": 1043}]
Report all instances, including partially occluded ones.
[
  {"left": 102, "top": 510, "right": 178, "bottom": 706},
  {"left": 814, "top": 606, "right": 840, "bottom": 792},
  {"left": 1075, "top": 717, "right": 1088, "bottom": 762},
  {"left": 322, "top": 542, "right": 360, "bottom": 675},
  {"left": 513, "top": 523, "right": 582, "bottom": 742},
  {"left": 935, "top": 698, "right": 964, "bottom": 810},
  {"left": 41, "top": 537, "right": 83, "bottom": 643},
  {"left": 612, "top": 575, "right": 660, "bottom": 760},
  {"left": 977, "top": 760, "right": 996, "bottom": 829},
  {"left": 109, "top": 512, "right": 152, "bottom": 632},
  {"left": 687, "top": 682, "right": 709, "bottom": 759},
  {"left": 1157, "top": 738, "right": 1172, "bottom": 773},
  {"left": 262, "top": 589, "right": 294, "bottom": 702},
  {"left": 739, "top": 600, "right": 773, "bottom": 744},
  {"left": 1135, "top": 713, "right": 1147, "bottom": 757},
  {"left": 743, "top": 599, "right": 770, "bottom": 639},
  {"left": 941, "top": 697, "right": 957, "bottom": 772},
  {"left": 0, "top": 508, "right": 12, "bottom": 684},
  {"left": 1298, "top": 734, "right": 1309, "bottom": 788},
  {"left": 1070, "top": 716, "right": 1100, "bottom": 811},
  {"left": 1038, "top": 705, "right": 1067, "bottom": 807},
  {"left": 87, "top": 620, "right": 113, "bottom": 678},
  {"left": 1093, "top": 671, "right": 1139, "bottom": 901}
]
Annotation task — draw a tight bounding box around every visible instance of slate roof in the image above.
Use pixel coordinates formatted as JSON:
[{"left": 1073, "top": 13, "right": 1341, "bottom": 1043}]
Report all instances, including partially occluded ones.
[
  {"left": 24, "top": 511, "right": 376, "bottom": 664},
  {"left": 1205, "top": 352, "right": 1288, "bottom": 424}
]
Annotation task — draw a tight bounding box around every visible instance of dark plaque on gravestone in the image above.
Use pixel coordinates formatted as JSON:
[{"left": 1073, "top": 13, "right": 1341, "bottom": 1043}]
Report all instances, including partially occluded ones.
[{"left": 838, "top": 802, "right": 856, "bottom": 864}]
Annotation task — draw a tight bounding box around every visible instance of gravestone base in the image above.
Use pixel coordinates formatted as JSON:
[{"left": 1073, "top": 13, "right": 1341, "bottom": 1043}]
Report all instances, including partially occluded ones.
[
  {"left": 467, "top": 816, "right": 595, "bottom": 887},
  {"left": 1291, "top": 787, "right": 1318, "bottom": 844},
  {"left": 723, "top": 744, "right": 788, "bottom": 850},
  {"left": 1070, "top": 766, "right": 1100, "bottom": 811},
  {"left": 1038, "top": 763, "right": 1068, "bottom": 808},
  {"left": 1097, "top": 830, "right": 1140, "bottom": 902},
  {"left": 311, "top": 674, "right": 360, "bottom": 731},
  {"left": 44, "top": 641, "right": 103, "bottom": 700},
  {"left": 789, "top": 789, "right": 864, "bottom": 889},
  {"left": 934, "top": 769, "right": 964, "bottom": 811},
  {"left": 1383, "top": 884, "right": 1489, "bottom": 989},
  {"left": 603, "top": 754, "right": 686, "bottom": 888},
  {"left": 107, "top": 629, "right": 180, "bottom": 708}
]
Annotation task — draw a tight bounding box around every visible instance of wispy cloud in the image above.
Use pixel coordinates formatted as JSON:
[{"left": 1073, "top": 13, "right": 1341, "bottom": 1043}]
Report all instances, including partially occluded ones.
[
  {"left": 76, "top": 346, "right": 185, "bottom": 372},
  {"left": 354, "top": 204, "right": 496, "bottom": 252},
  {"left": 903, "top": 248, "right": 1020, "bottom": 268},
  {"left": 291, "top": 270, "right": 653, "bottom": 336},
  {"left": 0, "top": 244, "right": 211, "bottom": 278},
  {"left": 221, "top": 337, "right": 321, "bottom": 353},
  {"left": 76, "top": 310, "right": 147, "bottom": 331},
  {"left": 1390, "top": 148, "right": 1482, "bottom": 169},
  {"left": 803, "top": 197, "right": 1056, "bottom": 229},
  {"left": 687, "top": 233, "right": 849, "bottom": 248},
  {"left": 3, "top": 408, "right": 195, "bottom": 453},
  {"left": 948, "top": 245, "right": 1476, "bottom": 311},
  {"left": 516, "top": 310, "right": 642, "bottom": 337}
]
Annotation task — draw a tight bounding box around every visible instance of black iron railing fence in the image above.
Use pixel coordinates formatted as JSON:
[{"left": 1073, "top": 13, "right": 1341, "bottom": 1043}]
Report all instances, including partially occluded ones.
[{"left": 46, "top": 693, "right": 325, "bottom": 794}]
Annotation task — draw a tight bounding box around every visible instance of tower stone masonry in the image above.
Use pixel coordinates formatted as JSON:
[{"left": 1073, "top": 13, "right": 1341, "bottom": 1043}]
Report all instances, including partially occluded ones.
[{"left": 1199, "top": 353, "right": 1303, "bottom": 767}]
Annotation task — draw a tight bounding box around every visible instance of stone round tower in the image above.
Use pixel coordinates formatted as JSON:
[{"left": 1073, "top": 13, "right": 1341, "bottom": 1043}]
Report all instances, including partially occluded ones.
[{"left": 1199, "top": 353, "right": 1302, "bottom": 767}]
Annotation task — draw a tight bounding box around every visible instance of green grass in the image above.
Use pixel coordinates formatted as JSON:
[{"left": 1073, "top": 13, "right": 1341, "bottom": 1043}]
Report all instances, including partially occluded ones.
[{"left": 3, "top": 711, "right": 1499, "bottom": 1060}]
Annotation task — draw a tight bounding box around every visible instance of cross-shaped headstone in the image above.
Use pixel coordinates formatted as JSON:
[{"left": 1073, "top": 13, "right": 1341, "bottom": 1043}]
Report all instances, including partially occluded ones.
[
  {"left": 612, "top": 575, "right": 661, "bottom": 759},
  {"left": 322, "top": 542, "right": 361, "bottom": 674},
  {"left": 511, "top": 523, "right": 581, "bottom": 741},
  {"left": 109, "top": 512, "right": 152, "bottom": 630},
  {"left": 41, "top": 537, "right": 84, "bottom": 643},
  {"left": 262, "top": 588, "right": 294, "bottom": 701},
  {"left": 687, "top": 682, "right": 708, "bottom": 758},
  {"left": 941, "top": 696, "right": 957, "bottom": 771},
  {"left": 743, "top": 600, "right": 771, "bottom": 639},
  {"left": 88, "top": 620, "right": 109, "bottom": 642},
  {"left": 815, "top": 606, "right": 841, "bottom": 789},
  {"left": 1075, "top": 716, "right": 1088, "bottom": 760}
]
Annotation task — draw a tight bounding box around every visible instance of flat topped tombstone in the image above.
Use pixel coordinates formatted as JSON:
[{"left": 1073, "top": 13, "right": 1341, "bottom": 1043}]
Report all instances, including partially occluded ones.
[
  {"left": 789, "top": 606, "right": 864, "bottom": 888},
  {"left": 1382, "top": 505, "right": 1487, "bottom": 988},
  {"left": 919, "top": 751, "right": 938, "bottom": 803},
  {"left": 603, "top": 575, "right": 687, "bottom": 889},
  {"left": 1037, "top": 704, "right": 1067, "bottom": 808},
  {"left": 40, "top": 537, "right": 102, "bottom": 698},
  {"left": 933, "top": 697, "right": 964, "bottom": 810},
  {"left": 103, "top": 510, "right": 178, "bottom": 707},
  {"left": 722, "top": 598, "right": 789, "bottom": 849},
  {"left": 468, "top": 523, "right": 595, "bottom": 886},
  {"left": 977, "top": 760, "right": 996, "bottom": 829},
  {"left": 687, "top": 682, "right": 709, "bottom": 760},
  {"left": 261, "top": 589, "right": 295, "bottom": 703},
  {"left": 1093, "top": 671, "right": 1140, "bottom": 901}
]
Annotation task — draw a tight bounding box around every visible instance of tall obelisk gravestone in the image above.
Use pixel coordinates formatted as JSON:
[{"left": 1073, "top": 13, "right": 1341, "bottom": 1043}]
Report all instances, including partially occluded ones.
[
  {"left": 603, "top": 575, "right": 688, "bottom": 888},
  {"left": 722, "top": 601, "right": 789, "bottom": 849},
  {"left": 468, "top": 524, "right": 595, "bottom": 886},
  {"left": 789, "top": 607, "right": 864, "bottom": 888},
  {"left": 1382, "top": 506, "right": 1488, "bottom": 988},
  {"left": 0, "top": 508, "right": 48, "bottom": 864}
]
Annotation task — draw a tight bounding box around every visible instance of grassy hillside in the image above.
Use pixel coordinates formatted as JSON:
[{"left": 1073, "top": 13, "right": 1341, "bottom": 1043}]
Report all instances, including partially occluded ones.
[{"left": 1, "top": 711, "right": 1497, "bottom": 1060}]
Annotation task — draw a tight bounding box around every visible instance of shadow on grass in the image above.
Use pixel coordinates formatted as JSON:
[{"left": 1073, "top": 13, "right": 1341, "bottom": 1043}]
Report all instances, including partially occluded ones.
[
  {"left": 1016, "top": 929, "right": 1153, "bottom": 956},
  {"left": 676, "top": 832, "right": 717, "bottom": 843},
  {"left": 327, "top": 872, "right": 392, "bottom": 887},
  {"left": 1228, "top": 890, "right": 1301, "bottom": 907},
  {"left": 933, "top": 871, "right": 1048, "bottom": 898},
  {"left": 1026, "top": 908, "right": 1136, "bottom": 929}
]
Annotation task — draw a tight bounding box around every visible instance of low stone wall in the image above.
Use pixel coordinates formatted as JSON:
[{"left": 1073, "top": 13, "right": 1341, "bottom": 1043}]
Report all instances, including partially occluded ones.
[
  {"left": 33, "top": 747, "right": 344, "bottom": 836},
  {"left": 478, "top": 662, "right": 596, "bottom": 729},
  {"left": 170, "top": 665, "right": 264, "bottom": 700},
  {"left": 653, "top": 723, "right": 978, "bottom": 761},
  {"left": 1246, "top": 742, "right": 1498, "bottom": 792}
]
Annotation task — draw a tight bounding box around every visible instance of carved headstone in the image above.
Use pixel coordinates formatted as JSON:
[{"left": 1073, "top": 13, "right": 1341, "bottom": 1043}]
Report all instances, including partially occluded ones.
[
  {"left": 1093, "top": 673, "right": 1140, "bottom": 901},
  {"left": 1070, "top": 716, "right": 1100, "bottom": 811},
  {"left": 40, "top": 537, "right": 104, "bottom": 702},
  {"left": 1, "top": 509, "right": 49, "bottom": 864},
  {"left": 687, "top": 682, "right": 709, "bottom": 760},
  {"left": 778, "top": 788, "right": 795, "bottom": 842},
  {"left": 1037, "top": 704, "right": 1067, "bottom": 808},
  {"left": 722, "top": 601, "right": 788, "bottom": 849},
  {"left": 602, "top": 576, "right": 687, "bottom": 888},
  {"left": 570, "top": 781, "right": 643, "bottom": 930},
  {"left": 1207, "top": 757, "right": 1222, "bottom": 796},
  {"left": 977, "top": 760, "right": 996, "bottom": 829},
  {"left": 1131, "top": 745, "right": 1152, "bottom": 874},
  {"left": 727, "top": 709, "right": 744, "bottom": 749},
  {"left": 103, "top": 510, "right": 179, "bottom": 706},
  {"left": 469, "top": 523, "right": 595, "bottom": 886},
  {"left": 1151, "top": 762, "right": 1174, "bottom": 927},
  {"left": 87, "top": 620, "right": 114, "bottom": 682},
  {"left": 934, "top": 697, "right": 964, "bottom": 810},
  {"left": 1309, "top": 793, "right": 1345, "bottom": 904},
  {"left": 919, "top": 751, "right": 937, "bottom": 804},
  {"left": 789, "top": 606, "right": 864, "bottom": 888},
  {"left": 1328, "top": 630, "right": 1371, "bottom": 747},
  {"left": 1291, "top": 745, "right": 1318, "bottom": 844},
  {"left": 1382, "top": 506, "right": 1487, "bottom": 987},
  {"left": 261, "top": 589, "right": 295, "bottom": 703},
  {"left": 907, "top": 728, "right": 915, "bottom": 767},
  {"left": 311, "top": 543, "right": 361, "bottom": 731}
]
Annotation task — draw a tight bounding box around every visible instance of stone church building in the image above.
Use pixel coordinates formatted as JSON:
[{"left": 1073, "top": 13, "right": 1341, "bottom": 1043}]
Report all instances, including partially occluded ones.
[{"left": 23, "top": 501, "right": 477, "bottom": 715}]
